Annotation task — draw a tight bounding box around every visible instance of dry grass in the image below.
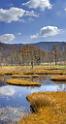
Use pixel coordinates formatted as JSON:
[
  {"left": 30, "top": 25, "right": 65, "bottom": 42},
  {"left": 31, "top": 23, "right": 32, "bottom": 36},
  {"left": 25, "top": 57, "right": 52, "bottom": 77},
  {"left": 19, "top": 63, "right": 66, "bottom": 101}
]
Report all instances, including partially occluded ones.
[
  {"left": 23, "top": 66, "right": 66, "bottom": 75},
  {"left": 23, "top": 69, "right": 65, "bottom": 75},
  {"left": 7, "top": 78, "right": 40, "bottom": 86},
  {"left": 51, "top": 75, "right": 66, "bottom": 81},
  {"left": 19, "top": 92, "right": 66, "bottom": 124},
  {"left": 0, "top": 66, "right": 31, "bottom": 75},
  {"left": 0, "top": 65, "right": 66, "bottom": 76},
  {"left": 0, "top": 66, "right": 21, "bottom": 75},
  {"left": 34, "top": 69, "right": 64, "bottom": 75},
  {"left": 0, "top": 65, "right": 66, "bottom": 84}
]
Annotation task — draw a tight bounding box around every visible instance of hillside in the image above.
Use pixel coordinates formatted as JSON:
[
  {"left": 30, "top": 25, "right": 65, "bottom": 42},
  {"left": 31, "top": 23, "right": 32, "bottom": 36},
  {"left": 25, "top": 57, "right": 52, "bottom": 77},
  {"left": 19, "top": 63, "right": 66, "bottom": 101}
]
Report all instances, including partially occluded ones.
[
  {"left": 0, "top": 43, "right": 45, "bottom": 65},
  {"left": 35, "top": 42, "right": 66, "bottom": 51},
  {"left": 0, "top": 42, "right": 66, "bottom": 65}
]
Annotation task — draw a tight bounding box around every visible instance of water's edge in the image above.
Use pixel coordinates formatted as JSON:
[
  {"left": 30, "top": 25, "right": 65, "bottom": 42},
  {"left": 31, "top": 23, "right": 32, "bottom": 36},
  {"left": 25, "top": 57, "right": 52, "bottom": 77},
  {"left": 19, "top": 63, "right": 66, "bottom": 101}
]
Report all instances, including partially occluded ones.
[{"left": 0, "top": 76, "right": 66, "bottom": 124}]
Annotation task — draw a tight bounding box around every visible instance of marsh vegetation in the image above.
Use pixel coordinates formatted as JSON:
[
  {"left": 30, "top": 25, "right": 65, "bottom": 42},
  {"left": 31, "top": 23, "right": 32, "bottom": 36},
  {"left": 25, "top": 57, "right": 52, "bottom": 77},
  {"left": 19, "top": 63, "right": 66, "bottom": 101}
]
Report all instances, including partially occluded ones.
[
  {"left": 0, "top": 65, "right": 66, "bottom": 124},
  {"left": 20, "top": 92, "right": 66, "bottom": 124}
]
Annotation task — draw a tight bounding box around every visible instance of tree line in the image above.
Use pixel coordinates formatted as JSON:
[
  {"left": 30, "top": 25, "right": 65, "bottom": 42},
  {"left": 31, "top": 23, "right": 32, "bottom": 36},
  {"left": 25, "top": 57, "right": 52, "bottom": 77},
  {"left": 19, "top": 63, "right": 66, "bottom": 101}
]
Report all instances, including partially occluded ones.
[{"left": 0, "top": 44, "right": 66, "bottom": 66}]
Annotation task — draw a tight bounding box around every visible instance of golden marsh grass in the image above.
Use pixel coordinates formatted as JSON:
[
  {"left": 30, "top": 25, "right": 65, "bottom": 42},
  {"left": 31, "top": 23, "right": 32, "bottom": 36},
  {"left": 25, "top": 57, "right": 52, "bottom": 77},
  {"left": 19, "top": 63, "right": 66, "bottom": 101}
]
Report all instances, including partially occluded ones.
[
  {"left": 19, "top": 92, "right": 66, "bottom": 124},
  {"left": 51, "top": 75, "right": 66, "bottom": 81},
  {"left": 7, "top": 78, "right": 40, "bottom": 86}
]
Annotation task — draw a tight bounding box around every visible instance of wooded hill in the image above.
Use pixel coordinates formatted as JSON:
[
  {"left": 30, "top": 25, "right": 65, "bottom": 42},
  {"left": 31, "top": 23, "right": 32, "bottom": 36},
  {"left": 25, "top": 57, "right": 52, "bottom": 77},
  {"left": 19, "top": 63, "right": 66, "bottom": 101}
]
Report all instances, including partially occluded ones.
[{"left": 0, "top": 42, "right": 66, "bottom": 65}]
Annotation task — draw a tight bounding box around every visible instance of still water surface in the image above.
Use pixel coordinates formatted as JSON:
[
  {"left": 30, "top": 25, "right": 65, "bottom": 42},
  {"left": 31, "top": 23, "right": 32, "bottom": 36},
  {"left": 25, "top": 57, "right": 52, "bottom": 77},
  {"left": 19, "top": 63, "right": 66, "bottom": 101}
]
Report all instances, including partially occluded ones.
[{"left": 0, "top": 77, "right": 66, "bottom": 124}]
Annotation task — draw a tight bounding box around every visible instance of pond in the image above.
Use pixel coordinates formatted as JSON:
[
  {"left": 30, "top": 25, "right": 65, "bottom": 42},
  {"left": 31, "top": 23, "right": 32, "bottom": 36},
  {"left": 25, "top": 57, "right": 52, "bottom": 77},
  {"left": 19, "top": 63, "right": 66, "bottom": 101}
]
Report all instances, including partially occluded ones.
[{"left": 0, "top": 77, "right": 66, "bottom": 124}]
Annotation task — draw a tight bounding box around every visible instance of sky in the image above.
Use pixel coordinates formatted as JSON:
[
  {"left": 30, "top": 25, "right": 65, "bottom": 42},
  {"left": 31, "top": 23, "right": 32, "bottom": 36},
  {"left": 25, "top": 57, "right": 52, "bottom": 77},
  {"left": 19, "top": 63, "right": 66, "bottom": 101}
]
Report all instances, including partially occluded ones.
[{"left": 0, "top": 0, "right": 66, "bottom": 44}]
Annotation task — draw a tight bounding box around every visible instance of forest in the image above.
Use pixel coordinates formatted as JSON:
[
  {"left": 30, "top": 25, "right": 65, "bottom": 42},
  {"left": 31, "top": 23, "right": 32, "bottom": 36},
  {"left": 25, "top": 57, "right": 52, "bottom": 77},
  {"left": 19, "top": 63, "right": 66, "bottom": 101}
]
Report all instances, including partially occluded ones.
[{"left": 0, "top": 42, "right": 66, "bottom": 66}]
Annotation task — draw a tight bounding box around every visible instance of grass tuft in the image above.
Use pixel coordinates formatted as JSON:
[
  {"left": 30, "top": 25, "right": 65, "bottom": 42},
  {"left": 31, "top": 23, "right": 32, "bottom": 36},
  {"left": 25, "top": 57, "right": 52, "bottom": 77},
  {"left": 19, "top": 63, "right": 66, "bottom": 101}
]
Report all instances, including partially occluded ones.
[
  {"left": 7, "top": 78, "right": 40, "bottom": 86},
  {"left": 51, "top": 75, "right": 66, "bottom": 81},
  {"left": 19, "top": 92, "right": 66, "bottom": 124}
]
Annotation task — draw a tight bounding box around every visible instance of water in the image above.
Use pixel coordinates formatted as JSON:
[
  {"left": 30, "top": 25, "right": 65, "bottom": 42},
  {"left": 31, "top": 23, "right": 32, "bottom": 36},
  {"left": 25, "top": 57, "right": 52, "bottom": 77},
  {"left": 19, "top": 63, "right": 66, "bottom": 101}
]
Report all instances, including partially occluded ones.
[{"left": 0, "top": 77, "right": 66, "bottom": 124}]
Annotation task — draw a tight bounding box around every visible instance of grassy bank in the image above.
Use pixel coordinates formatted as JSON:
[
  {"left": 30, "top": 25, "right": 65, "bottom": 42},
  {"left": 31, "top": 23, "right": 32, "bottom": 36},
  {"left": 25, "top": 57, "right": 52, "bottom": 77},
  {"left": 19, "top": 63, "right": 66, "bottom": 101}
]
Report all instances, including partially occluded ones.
[
  {"left": 19, "top": 92, "right": 66, "bottom": 124},
  {"left": 0, "top": 65, "right": 66, "bottom": 76},
  {"left": 0, "top": 65, "right": 66, "bottom": 85},
  {"left": 51, "top": 75, "right": 66, "bottom": 81},
  {"left": 7, "top": 78, "right": 40, "bottom": 86},
  {"left": 24, "top": 69, "right": 65, "bottom": 75}
]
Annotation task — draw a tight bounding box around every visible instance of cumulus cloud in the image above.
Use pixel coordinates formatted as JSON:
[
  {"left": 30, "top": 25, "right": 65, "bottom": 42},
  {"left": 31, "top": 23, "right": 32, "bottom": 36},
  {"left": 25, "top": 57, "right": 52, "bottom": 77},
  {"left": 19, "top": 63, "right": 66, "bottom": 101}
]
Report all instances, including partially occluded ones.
[
  {"left": 40, "top": 26, "right": 61, "bottom": 37},
  {"left": 25, "top": 10, "right": 39, "bottom": 17},
  {"left": 0, "top": 7, "right": 39, "bottom": 23},
  {"left": 0, "top": 7, "right": 25, "bottom": 23},
  {"left": 22, "top": 0, "right": 52, "bottom": 10},
  {"left": 31, "top": 26, "right": 62, "bottom": 40},
  {"left": 0, "top": 86, "right": 15, "bottom": 96},
  {"left": 0, "top": 34, "right": 15, "bottom": 43}
]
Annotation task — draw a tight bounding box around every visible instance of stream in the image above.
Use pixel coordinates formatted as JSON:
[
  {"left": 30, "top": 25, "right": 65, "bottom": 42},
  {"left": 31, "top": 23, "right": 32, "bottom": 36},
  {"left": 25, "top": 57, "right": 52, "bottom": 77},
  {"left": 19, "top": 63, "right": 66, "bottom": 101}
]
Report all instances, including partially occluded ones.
[{"left": 0, "top": 76, "right": 66, "bottom": 124}]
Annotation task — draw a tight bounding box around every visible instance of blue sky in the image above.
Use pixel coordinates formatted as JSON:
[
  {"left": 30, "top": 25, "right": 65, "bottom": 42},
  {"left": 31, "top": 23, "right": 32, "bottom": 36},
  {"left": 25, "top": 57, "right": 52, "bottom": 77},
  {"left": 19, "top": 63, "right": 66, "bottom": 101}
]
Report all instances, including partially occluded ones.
[{"left": 0, "top": 0, "right": 66, "bottom": 44}]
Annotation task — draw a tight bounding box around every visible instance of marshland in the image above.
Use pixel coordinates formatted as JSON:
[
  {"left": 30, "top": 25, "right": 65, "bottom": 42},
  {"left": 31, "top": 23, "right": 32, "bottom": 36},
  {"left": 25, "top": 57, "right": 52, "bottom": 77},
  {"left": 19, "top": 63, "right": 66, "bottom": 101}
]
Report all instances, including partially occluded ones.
[
  {"left": 0, "top": 0, "right": 66, "bottom": 122},
  {"left": 0, "top": 64, "right": 66, "bottom": 124}
]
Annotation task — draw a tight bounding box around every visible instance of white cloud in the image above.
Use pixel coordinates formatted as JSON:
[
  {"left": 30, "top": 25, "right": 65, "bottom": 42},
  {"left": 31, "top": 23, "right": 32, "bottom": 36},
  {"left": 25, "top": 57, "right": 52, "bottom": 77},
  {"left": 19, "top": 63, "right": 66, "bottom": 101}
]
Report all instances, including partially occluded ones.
[
  {"left": 0, "top": 7, "right": 39, "bottom": 23},
  {"left": 30, "top": 34, "right": 38, "bottom": 39},
  {"left": 31, "top": 26, "right": 62, "bottom": 40},
  {"left": 0, "top": 34, "right": 15, "bottom": 43},
  {"left": 0, "top": 86, "right": 15, "bottom": 96},
  {"left": 0, "top": 107, "right": 25, "bottom": 122},
  {"left": 40, "top": 26, "right": 61, "bottom": 37},
  {"left": 22, "top": 0, "right": 52, "bottom": 10},
  {"left": 0, "top": 7, "right": 25, "bottom": 23},
  {"left": 25, "top": 10, "right": 39, "bottom": 17}
]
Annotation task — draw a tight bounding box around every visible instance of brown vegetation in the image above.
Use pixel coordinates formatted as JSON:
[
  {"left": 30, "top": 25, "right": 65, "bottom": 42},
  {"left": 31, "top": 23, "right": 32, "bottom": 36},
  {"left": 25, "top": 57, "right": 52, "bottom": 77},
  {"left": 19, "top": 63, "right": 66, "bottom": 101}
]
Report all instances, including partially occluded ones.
[
  {"left": 7, "top": 78, "right": 40, "bottom": 86},
  {"left": 19, "top": 92, "right": 66, "bottom": 124},
  {"left": 51, "top": 75, "right": 66, "bottom": 81},
  {"left": 0, "top": 65, "right": 66, "bottom": 76}
]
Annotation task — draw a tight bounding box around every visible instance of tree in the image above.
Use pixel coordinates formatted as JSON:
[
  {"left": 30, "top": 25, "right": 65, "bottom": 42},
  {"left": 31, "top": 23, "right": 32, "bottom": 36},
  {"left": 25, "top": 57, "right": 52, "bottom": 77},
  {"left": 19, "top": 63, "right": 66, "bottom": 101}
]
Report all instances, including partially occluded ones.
[
  {"left": 62, "top": 44, "right": 66, "bottom": 65},
  {"left": 51, "top": 45, "right": 61, "bottom": 65},
  {"left": 20, "top": 44, "right": 45, "bottom": 67}
]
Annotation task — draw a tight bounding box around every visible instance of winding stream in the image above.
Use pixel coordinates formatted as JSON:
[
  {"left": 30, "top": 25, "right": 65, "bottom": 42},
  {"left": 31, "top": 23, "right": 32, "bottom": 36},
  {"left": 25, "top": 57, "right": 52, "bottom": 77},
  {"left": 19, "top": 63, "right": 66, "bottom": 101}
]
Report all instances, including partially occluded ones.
[{"left": 0, "top": 76, "right": 66, "bottom": 124}]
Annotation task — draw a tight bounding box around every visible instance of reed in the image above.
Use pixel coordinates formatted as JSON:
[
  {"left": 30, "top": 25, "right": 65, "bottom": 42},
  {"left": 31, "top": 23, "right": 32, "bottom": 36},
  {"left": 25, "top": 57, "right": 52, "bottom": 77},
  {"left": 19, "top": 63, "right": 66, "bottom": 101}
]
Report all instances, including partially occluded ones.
[
  {"left": 7, "top": 78, "right": 40, "bottom": 86},
  {"left": 19, "top": 92, "right": 66, "bottom": 124}
]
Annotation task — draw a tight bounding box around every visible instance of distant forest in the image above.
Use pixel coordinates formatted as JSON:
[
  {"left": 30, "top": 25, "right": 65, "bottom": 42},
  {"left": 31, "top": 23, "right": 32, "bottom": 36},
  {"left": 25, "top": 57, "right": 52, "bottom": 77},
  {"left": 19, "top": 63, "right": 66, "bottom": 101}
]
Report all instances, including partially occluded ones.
[{"left": 0, "top": 42, "right": 66, "bottom": 65}]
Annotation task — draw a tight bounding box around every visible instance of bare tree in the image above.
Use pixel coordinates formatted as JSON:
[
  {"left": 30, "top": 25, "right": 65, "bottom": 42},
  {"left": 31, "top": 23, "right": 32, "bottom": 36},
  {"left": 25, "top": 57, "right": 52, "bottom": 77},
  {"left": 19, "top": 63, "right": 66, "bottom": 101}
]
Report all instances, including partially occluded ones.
[{"left": 51, "top": 45, "right": 61, "bottom": 65}]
